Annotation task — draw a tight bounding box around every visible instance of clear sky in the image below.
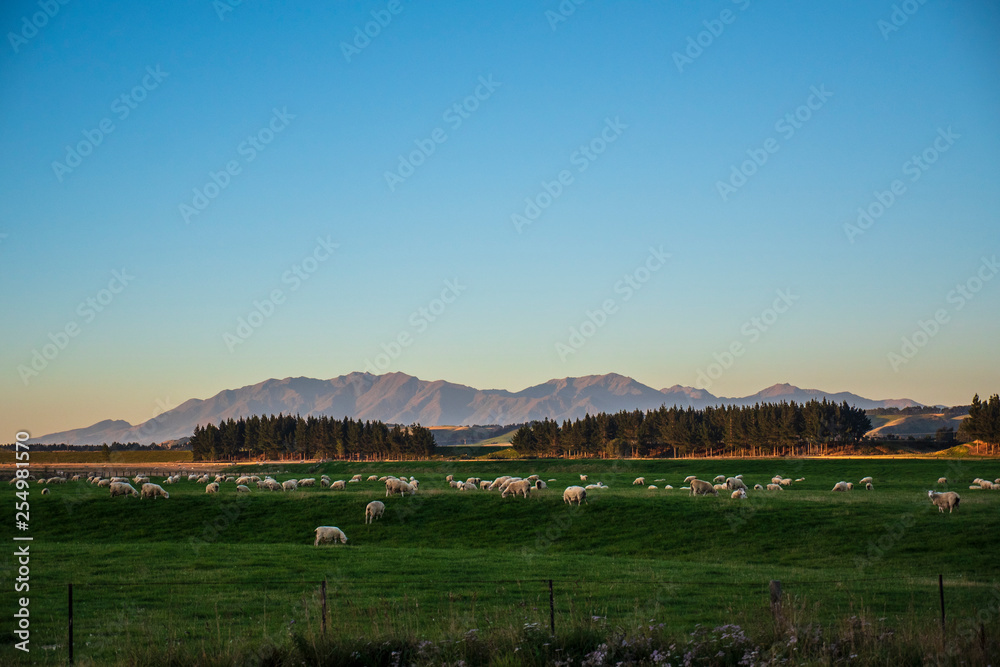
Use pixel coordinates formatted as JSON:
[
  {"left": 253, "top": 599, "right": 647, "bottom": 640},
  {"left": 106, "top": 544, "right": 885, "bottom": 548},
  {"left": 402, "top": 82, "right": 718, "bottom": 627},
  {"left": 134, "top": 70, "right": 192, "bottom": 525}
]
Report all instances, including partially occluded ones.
[{"left": 2, "top": 0, "right": 998, "bottom": 437}]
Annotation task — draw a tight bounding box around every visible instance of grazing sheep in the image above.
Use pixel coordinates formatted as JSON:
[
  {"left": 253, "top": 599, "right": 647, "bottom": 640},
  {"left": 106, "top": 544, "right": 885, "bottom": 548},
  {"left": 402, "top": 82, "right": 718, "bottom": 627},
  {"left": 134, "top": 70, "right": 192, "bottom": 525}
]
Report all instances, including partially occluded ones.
[
  {"left": 385, "top": 479, "right": 415, "bottom": 497},
  {"left": 480, "top": 480, "right": 492, "bottom": 490},
  {"left": 206, "top": 482, "right": 220, "bottom": 494},
  {"left": 563, "top": 486, "right": 587, "bottom": 505},
  {"left": 225, "top": 476, "right": 235, "bottom": 483},
  {"left": 937, "top": 477, "right": 948, "bottom": 485},
  {"left": 771, "top": 476, "right": 783, "bottom": 484},
  {"left": 298, "top": 478, "right": 316, "bottom": 487},
  {"left": 579, "top": 474, "right": 588, "bottom": 481},
  {"left": 713, "top": 475, "right": 726, "bottom": 484},
  {"left": 534, "top": 480, "right": 547, "bottom": 490},
  {"left": 111, "top": 477, "right": 128, "bottom": 484},
  {"left": 527, "top": 475, "right": 540, "bottom": 482},
  {"left": 766, "top": 484, "right": 783, "bottom": 491},
  {"left": 832, "top": 481, "right": 852, "bottom": 492},
  {"left": 350, "top": 474, "right": 363, "bottom": 483},
  {"left": 459, "top": 481, "right": 477, "bottom": 491},
  {"left": 365, "top": 500, "right": 385, "bottom": 524},
  {"left": 445, "top": 474, "right": 454, "bottom": 482},
  {"left": 141, "top": 483, "right": 169, "bottom": 500},
  {"left": 683, "top": 475, "right": 697, "bottom": 484},
  {"left": 320, "top": 478, "right": 331, "bottom": 488},
  {"left": 726, "top": 477, "right": 747, "bottom": 492},
  {"left": 235, "top": 476, "right": 251, "bottom": 485},
  {"left": 330, "top": 480, "right": 346, "bottom": 490},
  {"left": 794, "top": 478, "right": 806, "bottom": 482},
  {"left": 314, "top": 526, "right": 348, "bottom": 546},
  {"left": 859, "top": 477, "right": 873, "bottom": 485},
  {"left": 71, "top": 474, "right": 81, "bottom": 481},
  {"left": 110, "top": 482, "right": 139, "bottom": 498},
  {"left": 689, "top": 479, "right": 718, "bottom": 496},
  {"left": 865, "top": 482, "right": 874, "bottom": 491},
  {"left": 633, "top": 477, "right": 646, "bottom": 486},
  {"left": 753, "top": 484, "right": 764, "bottom": 490},
  {"left": 489, "top": 477, "right": 512, "bottom": 491},
  {"left": 648, "top": 485, "right": 658, "bottom": 490},
  {"left": 97, "top": 479, "right": 111, "bottom": 487},
  {"left": 779, "top": 478, "right": 793, "bottom": 486},
  {"left": 282, "top": 480, "right": 298, "bottom": 492},
  {"left": 928, "top": 490, "right": 960, "bottom": 513},
  {"left": 236, "top": 485, "right": 251, "bottom": 493},
  {"left": 502, "top": 479, "right": 533, "bottom": 499},
  {"left": 41, "top": 488, "right": 50, "bottom": 495},
  {"left": 731, "top": 489, "right": 747, "bottom": 499},
  {"left": 713, "top": 483, "right": 727, "bottom": 491},
  {"left": 465, "top": 477, "right": 481, "bottom": 487},
  {"left": 664, "top": 484, "right": 674, "bottom": 490},
  {"left": 449, "top": 480, "right": 461, "bottom": 489}
]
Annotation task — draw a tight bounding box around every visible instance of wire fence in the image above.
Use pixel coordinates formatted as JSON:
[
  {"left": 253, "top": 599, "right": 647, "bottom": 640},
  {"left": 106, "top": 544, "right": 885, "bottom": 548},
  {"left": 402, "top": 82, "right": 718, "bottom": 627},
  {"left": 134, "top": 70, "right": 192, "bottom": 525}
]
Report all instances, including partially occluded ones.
[{"left": 13, "top": 574, "right": 1000, "bottom": 664}]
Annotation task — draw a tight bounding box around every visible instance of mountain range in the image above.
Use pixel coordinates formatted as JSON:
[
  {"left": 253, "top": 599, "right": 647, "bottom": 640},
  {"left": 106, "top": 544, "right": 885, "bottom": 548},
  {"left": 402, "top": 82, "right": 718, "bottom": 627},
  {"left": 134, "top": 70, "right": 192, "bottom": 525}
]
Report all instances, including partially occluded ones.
[{"left": 29, "top": 372, "right": 923, "bottom": 446}]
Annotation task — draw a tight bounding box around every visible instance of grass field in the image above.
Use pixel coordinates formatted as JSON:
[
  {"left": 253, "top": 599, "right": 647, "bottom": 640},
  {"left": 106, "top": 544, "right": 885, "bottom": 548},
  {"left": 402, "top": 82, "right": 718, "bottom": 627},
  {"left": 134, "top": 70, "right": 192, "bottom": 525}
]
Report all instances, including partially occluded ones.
[{"left": 2, "top": 458, "right": 999, "bottom": 665}]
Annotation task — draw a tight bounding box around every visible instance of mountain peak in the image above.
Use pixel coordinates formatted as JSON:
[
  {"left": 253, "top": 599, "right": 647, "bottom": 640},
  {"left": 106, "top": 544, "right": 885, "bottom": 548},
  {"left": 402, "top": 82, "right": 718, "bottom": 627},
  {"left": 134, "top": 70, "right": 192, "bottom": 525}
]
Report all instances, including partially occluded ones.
[{"left": 28, "top": 373, "right": 924, "bottom": 445}]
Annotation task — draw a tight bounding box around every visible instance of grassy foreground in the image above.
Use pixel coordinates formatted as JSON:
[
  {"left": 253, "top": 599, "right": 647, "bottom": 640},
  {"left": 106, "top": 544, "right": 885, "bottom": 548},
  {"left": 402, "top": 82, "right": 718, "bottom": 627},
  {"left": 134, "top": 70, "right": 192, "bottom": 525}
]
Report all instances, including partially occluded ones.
[{"left": 2, "top": 458, "right": 998, "bottom": 665}]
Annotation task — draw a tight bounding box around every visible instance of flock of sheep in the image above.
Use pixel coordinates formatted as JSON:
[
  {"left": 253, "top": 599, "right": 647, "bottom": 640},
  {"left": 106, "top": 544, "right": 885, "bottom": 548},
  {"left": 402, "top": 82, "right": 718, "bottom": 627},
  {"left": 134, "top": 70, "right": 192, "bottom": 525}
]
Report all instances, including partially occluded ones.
[{"left": 18, "top": 466, "right": 995, "bottom": 541}]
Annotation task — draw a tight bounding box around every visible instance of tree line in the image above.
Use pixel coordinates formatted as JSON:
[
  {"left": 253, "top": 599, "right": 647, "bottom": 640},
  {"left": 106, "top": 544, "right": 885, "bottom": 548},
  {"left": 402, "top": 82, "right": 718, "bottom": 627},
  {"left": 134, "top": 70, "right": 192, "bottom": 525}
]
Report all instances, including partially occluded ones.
[
  {"left": 510, "top": 400, "right": 873, "bottom": 458},
  {"left": 189, "top": 414, "right": 436, "bottom": 461},
  {"left": 959, "top": 394, "right": 1000, "bottom": 445}
]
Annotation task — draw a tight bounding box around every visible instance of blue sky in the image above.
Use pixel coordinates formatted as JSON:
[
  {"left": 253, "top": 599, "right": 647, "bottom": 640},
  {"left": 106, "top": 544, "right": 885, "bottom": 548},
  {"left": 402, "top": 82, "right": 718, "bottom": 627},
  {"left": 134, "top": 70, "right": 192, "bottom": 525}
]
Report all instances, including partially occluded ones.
[{"left": 2, "top": 0, "right": 998, "bottom": 437}]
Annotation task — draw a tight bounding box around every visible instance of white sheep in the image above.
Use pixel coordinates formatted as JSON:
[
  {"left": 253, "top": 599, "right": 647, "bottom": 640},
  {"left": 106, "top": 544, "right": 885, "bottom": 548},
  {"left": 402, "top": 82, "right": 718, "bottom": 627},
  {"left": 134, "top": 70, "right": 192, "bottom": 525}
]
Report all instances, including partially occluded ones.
[
  {"left": 41, "top": 488, "right": 50, "bottom": 495},
  {"left": 579, "top": 474, "right": 588, "bottom": 481},
  {"left": 648, "top": 485, "right": 658, "bottom": 490},
  {"left": 445, "top": 474, "right": 454, "bottom": 482},
  {"left": 664, "top": 484, "right": 674, "bottom": 490},
  {"left": 314, "top": 526, "right": 348, "bottom": 546},
  {"left": 726, "top": 477, "right": 747, "bottom": 492},
  {"left": 865, "top": 482, "right": 874, "bottom": 491},
  {"left": 350, "top": 474, "right": 363, "bottom": 483},
  {"left": 713, "top": 475, "right": 726, "bottom": 483},
  {"left": 766, "top": 483, "right": 783, "bottom": 491},
  {"left": 282, "top": 480, "right": 298, "bottom": 492},
  {"left": 937, "top": 477, "right": 948, "bottom": 485},
  {"left": 236, "top": 484, "right": 251, "bottom": 493},
  {"left": 367, "top": 475, "right": 378, "bottom": 482},
  {"left": 779, "top": 478, "right": 793, "bottom": 486},
  {"left": 689, "top": 479, "right": 718, "bottom": 496},
  {"left": 141, "top": 483, "right": 169, "bottom": 500},
  {"left": 928, "top": 490, "right": 960, "bottom": 513},
  {"left": 563, "top": 486, "right": 587, "bottom": 505},
  {"left": 110, "top": 482, "right": 139, "bottom": 498},
  {"left": 859, "top": 476, "right": 873, "bottom": 485},
  {"left": 713, "top": 483, "right": 727, "bottom": 491},
  {"left": 298, "top": 478, "right": 316, "bottom": 487},
  {"left": 794, "top": 478, "right": 805, "bottom": 482},
  {"left": 330, "top": 480, "right": 346, "bottom": 490},
  {"left": 534, "top": 480, "right": 547, "bottom": 490},
  {"left": 206, "top": 482, "right": 220, "bottom": 494},
  {"left": 831, "top": 481, "right": 852, "bottom": 492},
  {"left": 365, "top": 500, "right": 385, "bottom": 524},
  {"left": 731, "top": 489, "right": 747, "bottom": 499},
  {"left": 633, "top": 477, "right": 646, "bottom": 486},
  {"left": 771, "top": 476, "right": 783, "bottom": 484},
  {"left": 502, "top": 479, "right": 533, "bottom": 498},
  {"left": 97, "top": 479, "right": 111, "bottom": 487},
  {"left": 683, "top": 475, "right": 697, "bottom": 484},
  {"left": 320, "top": 478, "right": 331, "bottom": 488}
]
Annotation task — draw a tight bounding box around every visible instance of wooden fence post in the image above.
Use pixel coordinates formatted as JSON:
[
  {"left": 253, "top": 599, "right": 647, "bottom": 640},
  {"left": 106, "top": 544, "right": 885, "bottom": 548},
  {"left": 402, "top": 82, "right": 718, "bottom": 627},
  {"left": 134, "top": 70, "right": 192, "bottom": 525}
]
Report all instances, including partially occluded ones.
[{"left": 769, "top": 580, "right": 782, "bottom": 621}]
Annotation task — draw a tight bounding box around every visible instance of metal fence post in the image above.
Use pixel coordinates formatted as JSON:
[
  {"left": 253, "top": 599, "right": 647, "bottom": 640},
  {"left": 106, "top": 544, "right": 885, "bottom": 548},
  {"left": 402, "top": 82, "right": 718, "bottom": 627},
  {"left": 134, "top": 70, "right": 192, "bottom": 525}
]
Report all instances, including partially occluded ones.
[
  {"left": 68, "top": 582, "right": 74, "bottom": 665},
  {"left": 548, "top": 579, "right": 555, "bottom": 635},
  {"left": 321, "top": 579, "right": 327, "bottom": 635}
]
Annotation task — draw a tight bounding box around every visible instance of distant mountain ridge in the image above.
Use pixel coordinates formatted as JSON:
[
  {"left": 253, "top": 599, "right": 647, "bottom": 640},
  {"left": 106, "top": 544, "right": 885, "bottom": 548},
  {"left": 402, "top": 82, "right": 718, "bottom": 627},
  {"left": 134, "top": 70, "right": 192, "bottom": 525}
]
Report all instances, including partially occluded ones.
[{"left": 28, "top": 372, "right": 922, "bottom": 445}]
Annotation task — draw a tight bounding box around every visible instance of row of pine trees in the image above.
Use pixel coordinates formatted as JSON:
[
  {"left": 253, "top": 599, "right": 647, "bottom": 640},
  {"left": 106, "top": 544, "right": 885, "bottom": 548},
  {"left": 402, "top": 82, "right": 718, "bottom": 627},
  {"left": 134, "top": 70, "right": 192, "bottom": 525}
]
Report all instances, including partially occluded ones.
[
  {"left": 510, "top": 400, "right": 872, "bottom": 458},
  {"left": 189, "top": 414, "right": 436, "bottom": 461},
  {"left": 960, "top": 394, "right": 1000, "bottom": 444}
]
